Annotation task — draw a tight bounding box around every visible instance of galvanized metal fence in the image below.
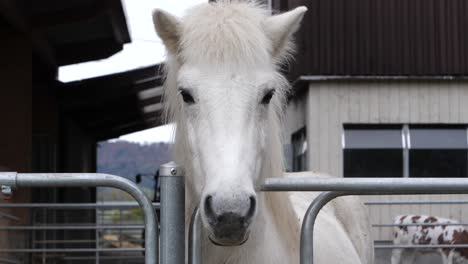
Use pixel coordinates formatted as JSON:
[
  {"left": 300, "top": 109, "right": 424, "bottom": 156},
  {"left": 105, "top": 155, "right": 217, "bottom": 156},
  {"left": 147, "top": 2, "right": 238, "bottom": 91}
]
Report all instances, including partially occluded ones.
[
  {"left": 0, "top": 202, "right": 158, "bottom": 263},
  {"left": 2, "top": 164, "right": 468, "bottom": 264},
  {"left": 0, "top": 172, "right": 158, "bottom": 264},
  {"left": 187, "top": 176, "right": 468, "bottom": 264}
]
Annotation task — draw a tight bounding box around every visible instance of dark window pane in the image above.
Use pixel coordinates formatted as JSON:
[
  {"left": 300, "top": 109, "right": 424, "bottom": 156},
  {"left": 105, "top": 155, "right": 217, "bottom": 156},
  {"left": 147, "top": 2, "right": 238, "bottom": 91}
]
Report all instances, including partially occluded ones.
[
  {"left": 292, "top": 127, "right": 307, "bottom": 172},
  {"left": 344, "top": 149, "right": 403, "bottom": 178},
  {"left": 344, "top": 128, "right": 403, "bottom": 149},
  {"left": 409, "top": 149, "right": 468, "bottom": 178}
]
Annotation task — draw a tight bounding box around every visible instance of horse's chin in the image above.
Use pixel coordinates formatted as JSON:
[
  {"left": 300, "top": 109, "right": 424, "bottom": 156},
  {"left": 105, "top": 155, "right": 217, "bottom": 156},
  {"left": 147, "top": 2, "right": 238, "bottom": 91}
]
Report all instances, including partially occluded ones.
[{"left": 208, "top": 231, "right": 250, "bottom": 247}]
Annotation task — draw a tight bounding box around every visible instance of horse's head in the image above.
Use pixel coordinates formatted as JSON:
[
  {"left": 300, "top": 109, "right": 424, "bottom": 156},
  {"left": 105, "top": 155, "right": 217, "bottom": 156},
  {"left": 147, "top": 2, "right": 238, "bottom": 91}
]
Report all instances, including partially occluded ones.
[{"left": 153, "top": 1, "right": 306, "bottom": 246}]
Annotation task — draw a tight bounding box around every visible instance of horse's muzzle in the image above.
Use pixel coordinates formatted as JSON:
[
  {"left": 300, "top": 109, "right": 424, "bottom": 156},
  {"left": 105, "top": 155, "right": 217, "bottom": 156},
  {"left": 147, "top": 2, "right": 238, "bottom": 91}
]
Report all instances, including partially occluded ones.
[
  {"left": 207, "top": 210, "right": 251, "bottom": 246},
  {"left": 202, "top": 194, "right": 256, "bottom": 246}
]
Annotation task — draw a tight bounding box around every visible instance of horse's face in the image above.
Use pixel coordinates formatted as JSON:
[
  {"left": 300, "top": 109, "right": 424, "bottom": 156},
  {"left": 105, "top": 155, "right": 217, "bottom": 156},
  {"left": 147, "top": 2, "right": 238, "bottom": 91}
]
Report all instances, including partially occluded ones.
[
  {"left": 153, "top": 2, "right": 307, "bottom": 246},
  {"left": 178, "top": 67, "right": 276, "bottom": 245}
]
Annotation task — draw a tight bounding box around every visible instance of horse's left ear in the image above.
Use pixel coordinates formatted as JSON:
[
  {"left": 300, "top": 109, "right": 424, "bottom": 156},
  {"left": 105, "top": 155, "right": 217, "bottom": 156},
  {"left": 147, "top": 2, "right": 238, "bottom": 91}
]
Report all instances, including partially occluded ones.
[{"left": 263, "top": 6, "right": 308, "bottom": 61}]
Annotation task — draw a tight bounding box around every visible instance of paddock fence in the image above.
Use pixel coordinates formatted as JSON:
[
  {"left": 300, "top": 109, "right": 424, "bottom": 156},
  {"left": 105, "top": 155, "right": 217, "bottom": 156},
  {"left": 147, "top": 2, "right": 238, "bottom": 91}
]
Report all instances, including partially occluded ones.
[
  {"left": 0, "top": 172, "right": 158, "bottom": 264},
  {"left": 0, "top": 202, "right": 158, "bottom": 263},
  {"left": 2, "top": 163, "right": 468, "bottom": 264},
  {"left": 190, "top": 176, "right": 468, "bottom": 264}
]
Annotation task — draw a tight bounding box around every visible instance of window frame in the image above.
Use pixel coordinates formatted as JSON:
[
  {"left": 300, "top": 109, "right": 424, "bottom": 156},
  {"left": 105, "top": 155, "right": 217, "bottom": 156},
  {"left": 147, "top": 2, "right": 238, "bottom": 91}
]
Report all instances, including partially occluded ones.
[{"left": 343, "top": 124, "right": 468, "bottom": 178}]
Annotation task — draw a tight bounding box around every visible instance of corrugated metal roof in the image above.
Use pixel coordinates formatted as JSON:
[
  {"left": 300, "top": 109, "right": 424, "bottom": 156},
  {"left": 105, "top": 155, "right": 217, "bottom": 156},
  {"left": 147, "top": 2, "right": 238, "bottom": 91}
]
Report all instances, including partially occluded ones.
[{"left": 274, "top": 0, "right": 468, "bottom": 77}]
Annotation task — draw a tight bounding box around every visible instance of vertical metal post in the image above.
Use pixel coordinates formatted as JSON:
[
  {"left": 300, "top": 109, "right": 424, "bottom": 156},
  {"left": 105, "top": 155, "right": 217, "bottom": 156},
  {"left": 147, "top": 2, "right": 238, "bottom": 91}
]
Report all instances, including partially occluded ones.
[
  {"left": 119, "top": 208, "right": 123, "bottom": 247},
  {"left": 95, "top": 207, "right": 99, "bottom": 264},
  {"left": 160, "top": 162, "right": 185, "bottom": 264},
  {"left": 402, "top": 124, "right": 410, "bottom": 178},
  {"left": 300, "top": 192, "right": 345, "bottom": 264},
  {"left": 189, "top": 208, "right": 202, "bottom": 264}
]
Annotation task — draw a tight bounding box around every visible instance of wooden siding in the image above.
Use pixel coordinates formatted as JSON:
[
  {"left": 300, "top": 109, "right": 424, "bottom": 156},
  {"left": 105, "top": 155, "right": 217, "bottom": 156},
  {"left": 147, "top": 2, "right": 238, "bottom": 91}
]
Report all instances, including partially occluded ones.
[
  {"left": 299, "top": 80, "right": 468, "bottom": 241},
  {"left": 283, "top": 95, "right": 307, "bottom": 145},
  {"left": 273, "top": 0, "right": 468, "bottom": 76},
  {"left": 305, "top": 80, "right": 468, "bottom": 176}
]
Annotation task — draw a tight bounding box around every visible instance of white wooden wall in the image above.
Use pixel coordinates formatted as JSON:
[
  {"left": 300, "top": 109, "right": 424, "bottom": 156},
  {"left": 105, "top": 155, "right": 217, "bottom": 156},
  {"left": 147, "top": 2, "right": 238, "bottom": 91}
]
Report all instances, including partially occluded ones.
[
  {"left": 283, "top": 96, "right": 307, "bottom": 145},
  {"left": 285, "top": 79, "right": 468, "bottom": 241},
  {"left": 304, "top": 80, "right": 468, "bottom": 177}
]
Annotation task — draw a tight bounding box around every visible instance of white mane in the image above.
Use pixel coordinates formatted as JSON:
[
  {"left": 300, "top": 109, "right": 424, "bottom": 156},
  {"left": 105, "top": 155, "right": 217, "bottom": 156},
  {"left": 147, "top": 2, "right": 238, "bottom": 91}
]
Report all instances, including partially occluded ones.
[{"left": 163, "top": 1, "right": 292, "bottom": 186}]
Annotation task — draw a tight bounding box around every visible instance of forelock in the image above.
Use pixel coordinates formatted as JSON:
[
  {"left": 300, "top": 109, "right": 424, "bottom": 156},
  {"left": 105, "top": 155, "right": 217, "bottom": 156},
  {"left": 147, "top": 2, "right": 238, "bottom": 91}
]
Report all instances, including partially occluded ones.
[{"left": 179, "top": 1, "right": 272, "bottom": 68}]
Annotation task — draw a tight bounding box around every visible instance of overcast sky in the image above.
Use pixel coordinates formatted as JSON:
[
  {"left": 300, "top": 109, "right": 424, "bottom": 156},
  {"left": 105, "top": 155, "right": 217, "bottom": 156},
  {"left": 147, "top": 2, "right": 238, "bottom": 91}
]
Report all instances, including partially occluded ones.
[{"left": 58, "top": 0, "right": 205, "bottom": 144}]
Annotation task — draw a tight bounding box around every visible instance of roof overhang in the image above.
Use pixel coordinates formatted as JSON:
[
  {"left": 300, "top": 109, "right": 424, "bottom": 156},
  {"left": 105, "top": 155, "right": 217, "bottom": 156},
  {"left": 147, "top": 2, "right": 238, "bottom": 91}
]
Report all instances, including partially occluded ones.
[
  {"left": 60, "top": 65, "right": 165, "bottom": 141},
  {"left": 28, "top": 0, "right": 131, "bottom": 69}
]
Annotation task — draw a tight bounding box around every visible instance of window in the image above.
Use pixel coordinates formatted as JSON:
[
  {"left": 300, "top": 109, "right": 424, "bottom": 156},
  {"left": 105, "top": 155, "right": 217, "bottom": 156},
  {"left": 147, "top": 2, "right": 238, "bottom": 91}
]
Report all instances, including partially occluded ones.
[
  {"left": 344, "top": 125, "right": 403, "bottom": 178},
  {"left": 292, "top": 127, "right": 307, "bottom": 172},
  {"left": 343, "top": 125, "right": 468, "bottom": 178},
  {"left": 409, "top": 126, "right": 468, "bottom": 178}
]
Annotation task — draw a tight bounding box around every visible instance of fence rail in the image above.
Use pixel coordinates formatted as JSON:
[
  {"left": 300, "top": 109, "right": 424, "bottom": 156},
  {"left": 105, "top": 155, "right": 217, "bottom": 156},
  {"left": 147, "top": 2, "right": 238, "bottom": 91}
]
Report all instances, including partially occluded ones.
[{"left": 0, "top": 202, "right": 160, "bottom": 209}]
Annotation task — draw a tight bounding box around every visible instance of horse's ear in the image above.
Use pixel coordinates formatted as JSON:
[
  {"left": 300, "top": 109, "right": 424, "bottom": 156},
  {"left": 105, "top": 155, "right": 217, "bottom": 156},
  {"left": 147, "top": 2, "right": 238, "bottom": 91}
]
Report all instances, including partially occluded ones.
[
  {"left": 153, "top": 9, "right": 181, "bottom": 55},
  {"left": 263, "top": 6, "right": 308, "bottom": 61}
]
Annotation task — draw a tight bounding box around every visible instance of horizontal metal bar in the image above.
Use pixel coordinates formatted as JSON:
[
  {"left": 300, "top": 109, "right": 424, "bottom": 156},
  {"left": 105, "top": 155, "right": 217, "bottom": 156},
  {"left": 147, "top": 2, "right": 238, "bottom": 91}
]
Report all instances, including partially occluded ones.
[
  {"left": 0, "top": 225, "right": 145, "bottom": 230},
  {"left": 63, "top": 256, "right": 145, "bottom": 260},
  {"left": 365, "top": 201, "right": 468, "bottom": 205},
  {"left": 0, "top": 172, "right": 16, "bottom": 187},
  {"left": 299, "top": 75, "right": 468, "bottom": 81},
  {"left": 375, "top": 244, "right": 468, "bottom": 249},
  {"left": 33, "top": 239, "right": 97, "bottom": 244},
  {"left": 0, "top": 248, "right": 144, "bottom": 253},
  {"left": 261, "top": 177, "right": 468, "bottom": 194},
  {"left": 0, "top": 202, "right": 160, "bottom": 209},
  {"left": 373, "top": 223, "right": 468, "bottom": 227}
]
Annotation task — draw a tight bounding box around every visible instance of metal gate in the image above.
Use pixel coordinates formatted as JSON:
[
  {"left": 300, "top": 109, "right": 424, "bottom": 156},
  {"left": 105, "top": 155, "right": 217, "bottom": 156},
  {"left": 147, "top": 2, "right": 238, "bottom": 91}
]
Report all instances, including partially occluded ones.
[
  {"left": 2, "top": 163, "right": 468, "bottom": 264},
  {"left": 0, "top": 172, "right": 158, "bottom": 264},
  {"left": 187, "top": 174, "right": 468, "bottom": 264}
]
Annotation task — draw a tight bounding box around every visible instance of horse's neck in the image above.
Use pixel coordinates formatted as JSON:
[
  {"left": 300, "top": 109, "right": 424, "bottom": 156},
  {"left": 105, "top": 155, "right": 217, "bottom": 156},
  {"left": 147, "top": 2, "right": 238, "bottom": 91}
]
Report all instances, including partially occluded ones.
[{"left": 262, "top": 173, "right": 300, "bottom": 253}]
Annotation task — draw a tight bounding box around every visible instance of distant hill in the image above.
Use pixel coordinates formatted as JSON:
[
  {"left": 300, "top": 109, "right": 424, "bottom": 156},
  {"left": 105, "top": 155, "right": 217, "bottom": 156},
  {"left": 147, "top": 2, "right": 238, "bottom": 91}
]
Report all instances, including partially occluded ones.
[{"left": 97, "top": 141, "right": 173, "bottom": 201}]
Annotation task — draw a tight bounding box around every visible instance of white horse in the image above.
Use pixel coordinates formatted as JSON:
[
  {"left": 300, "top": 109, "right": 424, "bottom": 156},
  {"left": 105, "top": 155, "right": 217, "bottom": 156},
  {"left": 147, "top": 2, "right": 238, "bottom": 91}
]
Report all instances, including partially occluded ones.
[{"left": 153, "top": 1, "right": 374, "bottom": 263}]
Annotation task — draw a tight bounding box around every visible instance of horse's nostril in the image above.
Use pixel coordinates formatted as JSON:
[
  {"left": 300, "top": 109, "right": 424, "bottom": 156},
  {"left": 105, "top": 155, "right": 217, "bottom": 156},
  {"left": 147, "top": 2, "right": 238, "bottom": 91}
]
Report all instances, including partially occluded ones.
[
  {"left": 217, "top": 215, "right": 225, "bottom": 222},
  {"left": 246, "top": 195, "right": 256, "bottom": 220},
  {"left": 204, "top": 195, "right": 217, "bottom": 224}
]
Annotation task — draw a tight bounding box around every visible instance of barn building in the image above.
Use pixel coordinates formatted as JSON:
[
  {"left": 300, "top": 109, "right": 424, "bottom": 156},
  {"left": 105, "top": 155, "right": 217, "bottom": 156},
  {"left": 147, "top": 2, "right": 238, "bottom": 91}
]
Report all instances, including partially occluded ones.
[
  {"left": 272, "top": 0, "right": 468, "bottom": 244},
  {"left": 0, "top": 0, "right": 164, "bottom": 262}
]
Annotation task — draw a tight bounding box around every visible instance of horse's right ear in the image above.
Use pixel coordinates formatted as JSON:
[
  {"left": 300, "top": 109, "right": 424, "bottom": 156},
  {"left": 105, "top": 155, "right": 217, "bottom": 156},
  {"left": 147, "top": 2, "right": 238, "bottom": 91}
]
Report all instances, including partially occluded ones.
[
  {"left": 153, "top": 9, "right": 181, "bottom": 55},
  {"left": 263, "top": 6, "right": 308, "bottom": 62}
]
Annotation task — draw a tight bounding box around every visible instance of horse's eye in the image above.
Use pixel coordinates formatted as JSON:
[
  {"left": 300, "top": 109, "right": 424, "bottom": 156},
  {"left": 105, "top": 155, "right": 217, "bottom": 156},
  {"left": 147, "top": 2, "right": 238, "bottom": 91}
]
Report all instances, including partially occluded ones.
[
  {"left": 179, "top": 89, "right": 195, "bottom": 104},
  {"left": 261, "top": 89, "right": 275, "bottom": 105}
]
